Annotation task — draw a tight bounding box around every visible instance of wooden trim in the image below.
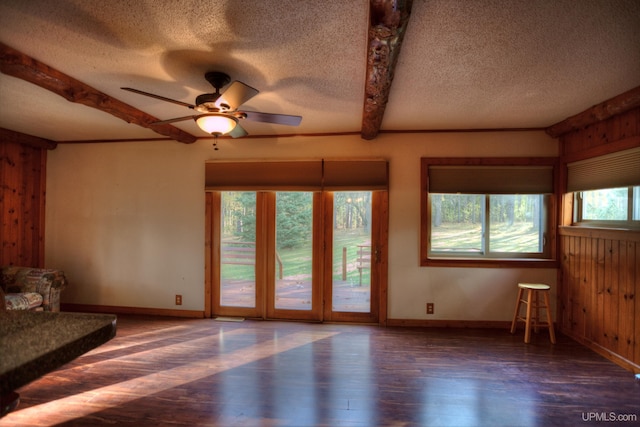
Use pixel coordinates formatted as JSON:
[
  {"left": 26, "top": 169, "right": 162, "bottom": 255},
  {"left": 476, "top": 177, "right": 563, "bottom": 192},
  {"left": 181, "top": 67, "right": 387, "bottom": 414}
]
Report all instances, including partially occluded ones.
[
  {"left": 204, "top": 193, "right": 213, "bottom": 318},
  {"left": 0, "top": 42, "right": 196, "bottom": 144},
  {"left": 256, "top": 192, "right": 269, "bottom": 319},
  {"left": 422, "top": 157, "right": 558, "bottom": 166},
  {"left": 0, "top": 127, "right": 57, "bottom": 150},
  {"left": 422, "top": 259, "right": 559, "bottom": 269},
  {"left": 559, "top": 225, "right": 640, "bottom": 242},
  {"left": 208, "top": 192, "right": 222, "bottom": 318},
  {"left": 546, "top": 85, "right": 640, "bottom": 138},
  {"left": 313, "top": 192, "right": 325, "bottom": 321},
  {"left": 322, "top": 192, "right": 335, "bottom": 322},
  {"left": 376, "top": 191, "right": 389, "bottom": 326},
  {"left": 61, "top": 303, "right": 205, "bottom": 318},
  {"left": 51, "top": 128, "right": 549, "bottom": 145},
  {"left": 361, "top": 0, "right": 413, "bottom": 140},
  {"left": 387, "top": 319, "right": 513, "bottom": 329},
  {"left": 560, "top": 327, "right": 640, "bottom": 374}
]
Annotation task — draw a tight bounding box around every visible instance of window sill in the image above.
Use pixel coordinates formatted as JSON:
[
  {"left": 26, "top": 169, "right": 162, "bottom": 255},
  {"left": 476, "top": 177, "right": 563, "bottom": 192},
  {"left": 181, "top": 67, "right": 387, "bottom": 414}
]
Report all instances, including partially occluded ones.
[
  {"left": 559, "top": 226, "right": 640, "bottom": 241},
  {"left": 421, "top": 258, "right": 558, "bottom": 269}
]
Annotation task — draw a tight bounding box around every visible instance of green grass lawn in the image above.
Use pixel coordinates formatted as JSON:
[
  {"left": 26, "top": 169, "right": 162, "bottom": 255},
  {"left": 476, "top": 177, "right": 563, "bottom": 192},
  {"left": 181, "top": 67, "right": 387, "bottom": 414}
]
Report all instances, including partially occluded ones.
[
  {"left": 221, "top": 229, "right": 371, "bottom": 285},
  {"left": 223, "top": 222, "right": 541, "bottom": 282},
  {"left": 431, "top": 221, "right": 541, "bottom": 253}
]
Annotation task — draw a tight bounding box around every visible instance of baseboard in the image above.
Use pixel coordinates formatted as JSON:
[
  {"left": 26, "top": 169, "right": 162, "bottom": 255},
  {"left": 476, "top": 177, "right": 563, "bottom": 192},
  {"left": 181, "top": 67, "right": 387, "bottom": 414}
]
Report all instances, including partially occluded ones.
[
  {"left": 387, "top": 318, "right": 513, "bottom": 329},
  {"left": 560, "top": 328, "right": 640, "bottom": 374},
  {"left": 61, "top": 303, "right": 205, "bottom": 319}
]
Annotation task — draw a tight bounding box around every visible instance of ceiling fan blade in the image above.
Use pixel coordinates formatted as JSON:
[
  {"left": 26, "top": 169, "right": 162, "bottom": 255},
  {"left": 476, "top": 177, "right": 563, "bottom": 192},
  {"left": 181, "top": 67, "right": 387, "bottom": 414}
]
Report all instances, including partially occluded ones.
[
  {"left": 243, "top": 111, "right": 302, "bottom": 126},
  {"left": 229, "top": 123, "right": 248, "bottom": 138},
  {"left": 151, "top": 115, "right": 195, "bottom": 125},
  {"left": 215, "top": 81, "right": 258, "bottom": 110},
  {"left": 121, "top": 87, "right": 195, "bottom": 109}
]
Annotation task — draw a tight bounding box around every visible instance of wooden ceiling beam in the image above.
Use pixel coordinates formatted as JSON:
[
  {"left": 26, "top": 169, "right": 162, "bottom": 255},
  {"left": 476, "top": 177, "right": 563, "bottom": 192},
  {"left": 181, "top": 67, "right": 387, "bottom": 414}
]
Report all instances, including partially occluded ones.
[
  {"left": 0, "top": 43, "right": 197, "bottom": 144},
  {"left": 546, "top": 85, "right": 640, "bottom": 138},
  {"left": 361, "top": 0, "right": 413, "bottom": 140},
  {"left": 0, "top": 127, "right": 57, "bottom": 150}
]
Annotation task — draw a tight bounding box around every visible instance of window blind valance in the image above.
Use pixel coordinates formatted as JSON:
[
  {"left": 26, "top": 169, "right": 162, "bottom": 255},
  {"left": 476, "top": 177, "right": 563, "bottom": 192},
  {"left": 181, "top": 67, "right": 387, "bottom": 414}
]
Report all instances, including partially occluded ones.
[
  {"left": 322, "top": 160, "right": 389, "bottom": 190},
  {"left": 205, "top": 159, "right": 388, "bottom": 191},
  {"left": 428, "top": 165, "right": 554, "bottom": 194},
  {"left": 567, "top": 147, "right": 640, "bottom": 192}
]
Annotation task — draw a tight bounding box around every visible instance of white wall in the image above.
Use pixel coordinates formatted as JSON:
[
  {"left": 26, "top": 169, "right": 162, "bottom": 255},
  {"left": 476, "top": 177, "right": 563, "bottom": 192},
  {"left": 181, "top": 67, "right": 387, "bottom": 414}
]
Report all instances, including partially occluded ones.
[{"left": 45, "top": 131, "right": 558, "bottom": 321}]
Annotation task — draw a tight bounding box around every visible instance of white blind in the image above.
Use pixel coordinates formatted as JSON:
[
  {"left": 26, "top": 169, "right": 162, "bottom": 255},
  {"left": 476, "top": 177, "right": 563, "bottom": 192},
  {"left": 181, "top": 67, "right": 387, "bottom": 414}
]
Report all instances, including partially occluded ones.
[
  {"left": 428, "top": 165, "right": 554, "bottom": 194},
  {"left": 567, "top": 147, "right": 640, "bottom": 192}
]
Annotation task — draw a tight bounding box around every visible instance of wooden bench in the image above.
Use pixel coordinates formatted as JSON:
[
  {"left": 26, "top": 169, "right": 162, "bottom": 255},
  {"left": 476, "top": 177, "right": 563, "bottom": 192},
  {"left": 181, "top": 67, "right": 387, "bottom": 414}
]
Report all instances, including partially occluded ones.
[{"left": 221, "top": 241, "right": 283, "bottom": 279}]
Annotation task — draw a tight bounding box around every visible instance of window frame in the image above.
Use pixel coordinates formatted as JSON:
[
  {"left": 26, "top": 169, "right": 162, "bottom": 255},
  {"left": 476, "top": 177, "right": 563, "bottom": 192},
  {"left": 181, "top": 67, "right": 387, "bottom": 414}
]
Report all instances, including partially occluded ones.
[
  {"left": 572, "top": 185, "right": 640, "bottom": 230},
  {"left": 420, "top": 157, "right": 558, "bottom": 268}
]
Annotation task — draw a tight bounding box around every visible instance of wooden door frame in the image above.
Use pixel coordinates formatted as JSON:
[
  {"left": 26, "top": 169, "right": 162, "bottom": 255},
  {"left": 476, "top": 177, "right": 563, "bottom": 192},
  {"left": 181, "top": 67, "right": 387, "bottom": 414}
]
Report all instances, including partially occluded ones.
[
  {"left": 266, "top": 192, "right": 324, "bottom": 321},
  {"left": 205, "top": 190, "right": 388, "bottom": 325},
  {"left": 206, "top": 191, "right": 263, "bottom": 319},
  {"left": 322, "top": 191, "right": 388, "bottom": 324}
]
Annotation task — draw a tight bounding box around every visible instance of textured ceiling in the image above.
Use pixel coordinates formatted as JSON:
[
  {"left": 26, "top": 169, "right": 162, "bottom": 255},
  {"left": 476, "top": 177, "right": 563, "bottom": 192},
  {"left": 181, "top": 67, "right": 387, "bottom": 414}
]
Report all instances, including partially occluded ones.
[{"left": 1, "top": 0, "right": 639, "bottom": 142}]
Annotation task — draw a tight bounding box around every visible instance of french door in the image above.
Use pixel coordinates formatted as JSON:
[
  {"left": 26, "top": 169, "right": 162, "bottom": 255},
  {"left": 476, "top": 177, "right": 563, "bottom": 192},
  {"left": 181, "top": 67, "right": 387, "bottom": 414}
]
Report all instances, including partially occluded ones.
[{"left": 205, "top": 190, "right": 387, "bottom": 323}]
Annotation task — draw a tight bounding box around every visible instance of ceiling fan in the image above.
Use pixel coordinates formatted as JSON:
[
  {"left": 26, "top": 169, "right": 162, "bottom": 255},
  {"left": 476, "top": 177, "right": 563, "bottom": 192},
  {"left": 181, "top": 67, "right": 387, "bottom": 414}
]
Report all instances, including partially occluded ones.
[{"left": 121, "top": 71, "right": 302, "bottom": 140}]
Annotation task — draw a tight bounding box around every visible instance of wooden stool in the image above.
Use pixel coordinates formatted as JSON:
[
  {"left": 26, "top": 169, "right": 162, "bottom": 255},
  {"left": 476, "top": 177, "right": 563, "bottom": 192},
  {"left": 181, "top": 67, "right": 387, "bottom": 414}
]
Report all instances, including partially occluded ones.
[{"left": 510, "top": 283, "right": 556, "bottom": 344}]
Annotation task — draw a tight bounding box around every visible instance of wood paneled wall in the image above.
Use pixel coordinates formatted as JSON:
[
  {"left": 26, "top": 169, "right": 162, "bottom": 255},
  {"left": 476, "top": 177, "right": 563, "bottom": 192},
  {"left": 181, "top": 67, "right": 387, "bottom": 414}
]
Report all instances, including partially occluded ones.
[
  {"left": 0, "top": 138, "right": 47, "bottom": 267},
  {"left": 558, "top": 107, "right": 640, "bottom": 372},
  {"left": 559, "top": 227, "right": 639, "bottom": 371},
  {"left": 560, "top": 108, "right": 639, "bottom": 162}
]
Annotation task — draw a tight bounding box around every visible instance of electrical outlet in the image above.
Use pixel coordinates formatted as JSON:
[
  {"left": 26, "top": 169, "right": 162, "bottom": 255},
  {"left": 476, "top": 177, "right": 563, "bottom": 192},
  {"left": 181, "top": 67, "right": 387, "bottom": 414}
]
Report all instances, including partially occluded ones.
[
  {"left": 175, "top": 295, "right": 182, "bottom": 305},
  {"left": 426, "top": 303, "right": 434, "bottom": 314}
]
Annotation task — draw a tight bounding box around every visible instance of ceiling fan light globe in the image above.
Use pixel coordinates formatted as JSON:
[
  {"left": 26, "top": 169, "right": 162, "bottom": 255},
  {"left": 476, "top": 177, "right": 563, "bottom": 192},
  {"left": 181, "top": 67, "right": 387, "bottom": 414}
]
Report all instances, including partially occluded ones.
[{"left": 195, "top": 114, "right": 238, "bottom": 135}]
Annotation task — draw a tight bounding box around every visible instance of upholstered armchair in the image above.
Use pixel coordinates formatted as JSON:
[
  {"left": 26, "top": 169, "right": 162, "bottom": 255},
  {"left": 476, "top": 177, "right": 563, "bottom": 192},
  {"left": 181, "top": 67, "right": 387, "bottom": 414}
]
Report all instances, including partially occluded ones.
[{"left": 0, "top": 267, "right": 67, "bottom": 312}]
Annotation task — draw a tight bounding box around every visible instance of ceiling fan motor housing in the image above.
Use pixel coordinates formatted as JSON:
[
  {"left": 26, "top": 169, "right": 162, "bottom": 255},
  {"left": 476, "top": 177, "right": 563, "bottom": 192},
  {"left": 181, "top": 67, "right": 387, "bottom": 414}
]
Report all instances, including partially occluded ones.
[{"left": 195, "top": 93, "right": 223, "bottom": 112}]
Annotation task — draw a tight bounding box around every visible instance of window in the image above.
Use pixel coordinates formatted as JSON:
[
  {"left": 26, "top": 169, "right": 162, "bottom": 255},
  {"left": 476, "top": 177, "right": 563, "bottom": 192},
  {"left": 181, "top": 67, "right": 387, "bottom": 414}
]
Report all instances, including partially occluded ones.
[
  {"left": 573, "top": 185, "right": 640, "bottom": 228},
  {"left": 567, "top": 147, "right": 640, "bottom": 230},
  {"left": 429, "top": 193, "right": 549, "bottom": 257},
  {"left": 421, "top": 158, "right": 557, "bottom": 267}
]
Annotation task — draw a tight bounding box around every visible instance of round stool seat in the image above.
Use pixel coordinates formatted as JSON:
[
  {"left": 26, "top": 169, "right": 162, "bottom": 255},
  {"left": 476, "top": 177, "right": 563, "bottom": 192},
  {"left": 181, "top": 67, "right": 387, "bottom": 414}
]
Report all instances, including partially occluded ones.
[
  {"left": 518, "top": 283, "right": 550, "bottom": 291},
  {"left": 511, "top": 283, "right": 555, "bottom": 344}
]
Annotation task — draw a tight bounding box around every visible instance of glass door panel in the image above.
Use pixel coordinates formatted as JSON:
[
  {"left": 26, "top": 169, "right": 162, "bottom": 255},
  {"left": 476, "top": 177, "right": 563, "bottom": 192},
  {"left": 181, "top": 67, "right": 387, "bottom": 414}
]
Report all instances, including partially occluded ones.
[
  {"left": 332, "top": 192, "right": 372, "bottom": 313},
  {"left": 273, "top": 192, "right": 314, "bottom": 311},
  {"left": 219, "top": 191, "right": 257, "bottom": 308}
]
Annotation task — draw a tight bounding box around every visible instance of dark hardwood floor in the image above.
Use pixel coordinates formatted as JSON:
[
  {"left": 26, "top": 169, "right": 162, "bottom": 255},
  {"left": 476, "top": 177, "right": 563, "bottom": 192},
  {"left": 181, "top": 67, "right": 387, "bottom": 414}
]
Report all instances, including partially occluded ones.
[{"left": 2, "top": 315, "right": 639, "bottom": 427}]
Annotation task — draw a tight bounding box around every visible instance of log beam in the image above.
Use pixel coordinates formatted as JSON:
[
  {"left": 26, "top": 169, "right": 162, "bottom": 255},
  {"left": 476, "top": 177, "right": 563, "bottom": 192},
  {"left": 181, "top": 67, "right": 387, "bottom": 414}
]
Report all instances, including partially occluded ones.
[
  {"left": 546, "top": 85, "right": 640, "bottom": 138},
  {"left": 361, "top": 0, "right": 413, "bottom": 140},
  {"left": 0, "top": 127, "right": 57, "bottom": 150},
  {"left": 0, "top": 43, "right": 197, "bottom": 144}
]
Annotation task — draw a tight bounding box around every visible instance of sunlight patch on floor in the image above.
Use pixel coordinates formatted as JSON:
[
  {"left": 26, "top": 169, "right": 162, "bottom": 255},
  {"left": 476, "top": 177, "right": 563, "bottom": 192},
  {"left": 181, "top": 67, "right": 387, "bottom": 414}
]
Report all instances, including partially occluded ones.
[{"left": 5, "top": 329, "right": 339, "bottom": 426}]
